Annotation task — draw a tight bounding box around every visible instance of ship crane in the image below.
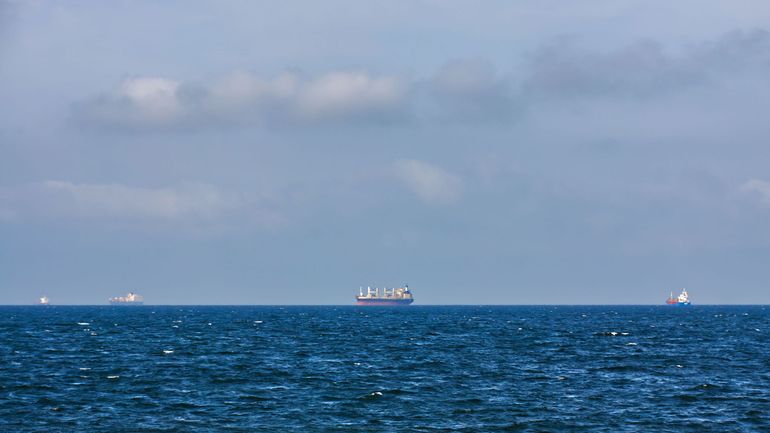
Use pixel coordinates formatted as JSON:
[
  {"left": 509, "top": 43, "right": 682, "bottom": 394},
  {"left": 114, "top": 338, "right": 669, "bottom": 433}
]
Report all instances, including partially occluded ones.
[{"left": 355, "top": 283, "right": 414, "bottom": 306}]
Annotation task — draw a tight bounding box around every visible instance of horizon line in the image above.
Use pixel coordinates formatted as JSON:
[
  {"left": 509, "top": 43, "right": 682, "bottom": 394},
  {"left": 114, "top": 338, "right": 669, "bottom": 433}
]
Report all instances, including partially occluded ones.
[{"left": 2, "top": 303, "right": 769, "bottom": 307}]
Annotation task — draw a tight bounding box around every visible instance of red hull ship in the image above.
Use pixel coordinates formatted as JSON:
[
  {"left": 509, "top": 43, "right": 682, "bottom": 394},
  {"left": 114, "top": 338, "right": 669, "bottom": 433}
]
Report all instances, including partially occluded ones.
[{"left": 666, "top": 288, "right": 691, "bottom": 306}]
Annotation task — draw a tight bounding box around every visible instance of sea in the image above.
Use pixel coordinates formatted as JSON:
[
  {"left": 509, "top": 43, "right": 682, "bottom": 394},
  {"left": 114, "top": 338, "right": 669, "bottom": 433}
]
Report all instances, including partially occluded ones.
[{"left": 1, "top": 305, "right": 768, "bottom": 432}]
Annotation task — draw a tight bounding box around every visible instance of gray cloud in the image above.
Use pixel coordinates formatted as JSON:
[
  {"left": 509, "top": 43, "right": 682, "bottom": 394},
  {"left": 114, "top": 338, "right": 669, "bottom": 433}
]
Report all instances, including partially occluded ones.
[
  {"left": 524, "top": 39, "right": 685, "bottom": 100},
  {"left": 72, "top": 29, "right": 770, "bottom": 133},
  {"left": 523, "top": 29, "right": 770, "bottom": 102},
  {"left": 426, "top": 59, "right": 517, "bottom": 121}
]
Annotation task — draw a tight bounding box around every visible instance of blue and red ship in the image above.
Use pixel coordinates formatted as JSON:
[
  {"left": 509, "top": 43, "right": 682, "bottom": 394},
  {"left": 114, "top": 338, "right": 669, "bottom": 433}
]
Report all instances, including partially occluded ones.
[{"left": 356, "top": 285, "right": 414, "bottom": 306}]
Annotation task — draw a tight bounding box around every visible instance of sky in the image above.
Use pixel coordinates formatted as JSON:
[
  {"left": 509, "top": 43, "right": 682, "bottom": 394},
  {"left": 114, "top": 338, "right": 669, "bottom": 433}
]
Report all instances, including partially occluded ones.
[{"left": 3, "top": 1, "right": 770, "bottom": 304}]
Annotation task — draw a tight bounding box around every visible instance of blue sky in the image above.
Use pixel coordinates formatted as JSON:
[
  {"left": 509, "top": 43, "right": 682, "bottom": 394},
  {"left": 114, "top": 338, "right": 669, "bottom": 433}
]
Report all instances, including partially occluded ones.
[{"left": 3, "top": 1, "right": 770, "bottom": 304}]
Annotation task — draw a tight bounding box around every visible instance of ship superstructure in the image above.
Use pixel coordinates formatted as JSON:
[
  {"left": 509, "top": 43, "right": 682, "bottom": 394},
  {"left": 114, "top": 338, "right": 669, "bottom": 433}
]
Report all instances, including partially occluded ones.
[
  {"left": 109, "top": 292, "right": 144, "bottom": 305},
  {"left": 666, "top": 288, "right": 691, "bottom": 306},
  {"left": 38, "top": 296, "right": 50, "bottom": 305},
  {"left": 356, "top": 285, "right": 414, "bottom": 306}
]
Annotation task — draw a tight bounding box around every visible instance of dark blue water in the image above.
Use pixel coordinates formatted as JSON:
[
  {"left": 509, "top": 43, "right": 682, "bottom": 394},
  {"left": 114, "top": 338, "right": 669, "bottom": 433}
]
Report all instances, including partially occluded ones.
[{"left": 1, "top": 306, "right": 769, "bottom": 432}]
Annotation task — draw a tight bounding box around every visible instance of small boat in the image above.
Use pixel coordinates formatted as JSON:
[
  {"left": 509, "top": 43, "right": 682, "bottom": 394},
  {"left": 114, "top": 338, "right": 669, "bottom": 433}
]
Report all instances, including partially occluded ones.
[{"left": 666, "top": 288, "right": 691, "bottom": 306}]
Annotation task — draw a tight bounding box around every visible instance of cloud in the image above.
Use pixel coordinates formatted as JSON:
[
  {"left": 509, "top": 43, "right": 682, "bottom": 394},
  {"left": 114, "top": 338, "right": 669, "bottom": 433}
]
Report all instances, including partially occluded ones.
[
  {"left": 524, "top": 39, "right": 682, "bottom": 100},
  {"left": 76, "top": 77, "right": 189, "bottom": 129},
  {"left": 691, "top": 29, "right": 770, "bottom": 76},
  {"left": 428, "top": 59, "right": 516, "bottom": 121},
  {"left": 71, "top": 29, "right": 770, "bottom": 133},
  {"left": 523, "top": 29, "right": 770, "bottom": 102},
  {"left": 393, "top": 159, "right": 463, "bottom": 205},
  {"left": 742, "top": 179, "right": 770, "bottom": 204},
  {"left": 298, "top": 72, "right": 405, "bottom": 120},
  {"left": 75, "top": 70, "right": 408, "bottom": 131},
  {"left": 1, "top": 181, "right": 246, "bottom": 221}
]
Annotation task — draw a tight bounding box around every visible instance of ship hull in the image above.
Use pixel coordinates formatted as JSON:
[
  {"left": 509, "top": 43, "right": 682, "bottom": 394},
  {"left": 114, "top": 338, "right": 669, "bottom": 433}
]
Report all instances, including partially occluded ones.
[
  {"left": 356, "top": 299, "right": 413, "bottom": 306},
  {"left": 109, "top": 302, "right": 144, "bottom": 306}
]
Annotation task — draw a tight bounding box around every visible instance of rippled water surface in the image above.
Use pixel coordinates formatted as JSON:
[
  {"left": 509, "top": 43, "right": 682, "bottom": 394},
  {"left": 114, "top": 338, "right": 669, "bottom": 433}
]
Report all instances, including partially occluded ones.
[{"left": 1, "top": 306, "right": 769, "bottom": 432}]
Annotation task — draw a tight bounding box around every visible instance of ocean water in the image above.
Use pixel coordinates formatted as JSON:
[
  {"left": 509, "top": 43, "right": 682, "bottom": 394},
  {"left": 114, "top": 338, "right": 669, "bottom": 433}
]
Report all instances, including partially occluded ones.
[{"left": 1, "top": 306, "right": 769, "bottom": 432}]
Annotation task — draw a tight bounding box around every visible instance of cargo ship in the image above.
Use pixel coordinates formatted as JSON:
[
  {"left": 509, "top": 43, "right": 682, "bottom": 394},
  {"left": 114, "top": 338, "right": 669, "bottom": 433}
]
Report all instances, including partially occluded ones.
[
  {"left": 356, "top": 285, "right": 414, "bottom": 306},
  {"left": 38, "top": 296, "right": 50, "bottom": 306},
  {"left": 109, "top": 292, "right": 144, "bottom": 306},
  {"left": 666, "top": 288, "right": 691, "bottom": 306}
]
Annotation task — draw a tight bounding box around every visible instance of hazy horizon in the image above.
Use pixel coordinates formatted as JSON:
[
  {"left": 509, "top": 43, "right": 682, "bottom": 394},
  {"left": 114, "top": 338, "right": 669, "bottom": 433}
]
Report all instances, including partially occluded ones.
[{"left": 4, "top": 1, "right": 770, "bottom": 305}]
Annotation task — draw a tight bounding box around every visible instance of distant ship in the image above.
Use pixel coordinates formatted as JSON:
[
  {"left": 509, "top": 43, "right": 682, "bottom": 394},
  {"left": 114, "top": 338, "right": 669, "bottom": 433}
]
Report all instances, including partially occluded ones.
[
  {"left": 38, "top": 296, "right": 50, "bottom": 306},
  {"left": 666, "top": 288, "right": 691, "bottom": 306},
  {"left": 356, "top": 285, "right": 414, "bottom": 306},
  {"left": 109, "top": 292, "right": 144, "bottom": 305}
]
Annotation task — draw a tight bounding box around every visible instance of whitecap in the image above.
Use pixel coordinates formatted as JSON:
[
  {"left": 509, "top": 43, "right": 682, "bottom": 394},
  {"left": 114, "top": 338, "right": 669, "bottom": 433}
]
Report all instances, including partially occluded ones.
[
  {"left": 254, "top": 320, "right": 263, "bottom": 324},
  {"left": 676, "top": 364, "right": 684, "bottom": 368},
  {"left": 77, "top": 322, "right": 90, "bottom": 326},
  {"left": 79, "top": 367, "right": 91, "bottom": 371},
  {"left": 626, "top": 342, "right": 638, "bottom": 346},
  {"left": 163, "top": 350, "right": 174, "bottom": 354},
  {"left": 107, "top": 375, "right": 120, "bottom": 379}
]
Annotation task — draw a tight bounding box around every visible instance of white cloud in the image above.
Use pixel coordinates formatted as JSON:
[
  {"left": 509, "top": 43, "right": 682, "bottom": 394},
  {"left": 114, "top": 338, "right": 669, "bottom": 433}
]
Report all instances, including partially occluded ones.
[
  {"left": 298, "top": 72, "right": 404, "bottom": 120},
  {"left": 119, "top": 77, "right": 182, "bottom": 123},
  {"left": 742, "top": 178, "right": 770, "bottom": 204},
  {"left": 393, "top": 159, "right": 463, "bottom": 205},
  {"left": 74, "top": 77, "right": 190, "bottom": 129},
  {"left": 207, "top": 71, "right": 299, "bottom": 118},
  {"left": 76, "top": 70, "right": 408, "bottom": 130},
  {"left": 2, "top": 181, "right": 244, "bottom": 221}
]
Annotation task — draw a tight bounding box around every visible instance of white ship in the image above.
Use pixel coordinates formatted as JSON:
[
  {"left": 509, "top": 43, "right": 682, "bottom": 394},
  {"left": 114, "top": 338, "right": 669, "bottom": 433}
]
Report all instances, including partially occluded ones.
[
  {"left": 38, "top": 296, "right": 50, "bottom": 305},
  {"left": 109, "top": 292, "right": 144, "bottom": 305}
]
